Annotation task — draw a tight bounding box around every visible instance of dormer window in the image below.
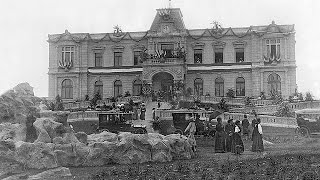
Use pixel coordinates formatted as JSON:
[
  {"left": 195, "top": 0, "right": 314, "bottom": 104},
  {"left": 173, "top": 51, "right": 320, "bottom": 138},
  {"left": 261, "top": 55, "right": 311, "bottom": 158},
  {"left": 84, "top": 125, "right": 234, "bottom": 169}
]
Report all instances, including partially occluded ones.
[
  {"left": 233, "top": 41, "right": 247, "bottom": 63},
  {"left": 212, "top": 41, "right": 226, "bottom": 64},
  {"left": 194, "top": 49, "right": 203, "bottom": 64}
]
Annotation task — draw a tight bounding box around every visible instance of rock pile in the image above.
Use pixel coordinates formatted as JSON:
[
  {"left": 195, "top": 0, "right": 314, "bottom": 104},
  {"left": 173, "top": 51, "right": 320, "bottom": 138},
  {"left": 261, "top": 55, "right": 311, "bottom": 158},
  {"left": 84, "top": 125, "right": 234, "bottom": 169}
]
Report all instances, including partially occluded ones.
[
  {"left": 0, "top": 82, "right": 41, "bottom": 124},
  {"left": 0, "top": 112, "right": 195, "bottom": 169}
]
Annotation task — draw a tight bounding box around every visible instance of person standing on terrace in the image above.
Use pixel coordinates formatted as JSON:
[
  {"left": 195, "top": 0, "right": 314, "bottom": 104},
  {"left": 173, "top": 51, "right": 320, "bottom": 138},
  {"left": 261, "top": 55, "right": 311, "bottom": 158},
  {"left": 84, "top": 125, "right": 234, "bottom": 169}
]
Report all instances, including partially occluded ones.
[
  {"left": 214, "top": 117, "right": 226, "bottom": 153},
  {"left": 225, "top": 119, "right": 235, "bottom": 152},
  {"left": 242, "top": 114, "right": 250, "bottom": 140}
]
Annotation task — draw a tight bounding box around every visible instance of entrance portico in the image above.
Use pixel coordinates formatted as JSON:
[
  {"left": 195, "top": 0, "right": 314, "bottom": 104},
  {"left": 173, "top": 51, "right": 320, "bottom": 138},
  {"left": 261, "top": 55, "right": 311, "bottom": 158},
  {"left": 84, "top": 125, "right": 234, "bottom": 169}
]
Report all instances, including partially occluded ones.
[{"left": 152, "top": 72, "right": 174, "bottom": 93}]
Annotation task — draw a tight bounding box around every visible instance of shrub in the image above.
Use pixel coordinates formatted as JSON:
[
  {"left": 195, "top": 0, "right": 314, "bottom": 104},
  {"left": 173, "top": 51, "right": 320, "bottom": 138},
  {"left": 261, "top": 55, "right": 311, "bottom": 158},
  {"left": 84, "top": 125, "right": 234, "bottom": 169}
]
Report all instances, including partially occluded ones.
[
  {"left": 244, "top": 96, "right": 255, "bottom": 107},
  {"left": 305, "top": 92, "right": 314, "bottom": 101},
  {"left": 186, "top": 87, "right": 193, "bottom": 97},
  {"left": 288, "top": 95, "right": 294, "bottom": 103},
  {"left": 270, "top": 90, "right": 283, "bottom": 105},
  {"left": 226, "top": 89, "right": 235, "bottom": 98},
  {"left": 297, "top": 93, "right": 304, "bottom": 101},
  {"left": 218, "top": 98, "right": 229, "bottom": 112},
  {"left": 124, "top": 91, "right": 131, "bottom": 97},
  {"left": 54, "top": 95, "right": 64, "bottom": 111},
  {"left": 260, "top": 92, "right": 266, "bottom": 100},
  {"left": 84, "top": 94, "right": 89, "bottom": 101},
  {"left": 274, "top": 102, "right": 294, "bottom": 117},
  {"left": 90, "top": 92, "right": 102, "bottom": 108}
]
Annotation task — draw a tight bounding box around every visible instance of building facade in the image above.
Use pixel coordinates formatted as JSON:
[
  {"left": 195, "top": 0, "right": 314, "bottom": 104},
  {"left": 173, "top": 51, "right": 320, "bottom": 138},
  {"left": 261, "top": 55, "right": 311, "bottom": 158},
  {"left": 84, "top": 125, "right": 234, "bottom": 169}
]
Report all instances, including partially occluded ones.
[{"left": 48, "top": 8, "right": 296, "bottom": 101}]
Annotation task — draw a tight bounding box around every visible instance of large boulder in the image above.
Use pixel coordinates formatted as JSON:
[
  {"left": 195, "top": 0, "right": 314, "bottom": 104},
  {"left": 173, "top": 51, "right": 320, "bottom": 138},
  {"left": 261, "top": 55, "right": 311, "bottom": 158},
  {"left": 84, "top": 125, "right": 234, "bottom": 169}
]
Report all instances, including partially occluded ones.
[
  {"left": 54, "top": 143, "right": 90, "bottom": 167},
  {"left": 27, "top": 167, "right": 72, "bottom": 180},
  {"left": 15, "top": 141, "right": 58, "bottom": 169},
  {"left": 0, "top": 83, "right": 41, "bottom": 124},
  {"left": 87, "top": 131, "right": 118, "bottom": 144},
  {"left": 83, "top": 141, "right": 118, "bottom": 166},
  {"left": 0, "top": 123, "right": 26, "bottom": 142},
  {"left": 164, "top": 134, "right": 194, "bottom": 160},
  {"left": 113, "top": 133, "right": 152, "bottom": 164},
  {"left": 0, "top": 140, "right": 16, "bottom": 160},
  {"left": 147, "top": 133, "right": 172, "bottom": 162},
  {"left": 33, "top": 118, "right": 64, "bottom": 143}
]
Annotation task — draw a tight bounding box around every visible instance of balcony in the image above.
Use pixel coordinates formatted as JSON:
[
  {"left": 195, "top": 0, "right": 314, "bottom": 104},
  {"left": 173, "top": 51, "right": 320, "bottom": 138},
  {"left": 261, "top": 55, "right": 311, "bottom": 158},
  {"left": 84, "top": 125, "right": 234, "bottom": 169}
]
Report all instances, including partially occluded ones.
[
  {"left": 143, "top": 57, "right": 185, "bottom": 65},
  {"left": 140, "top": 49, "right": 186, "bottom": 66}
]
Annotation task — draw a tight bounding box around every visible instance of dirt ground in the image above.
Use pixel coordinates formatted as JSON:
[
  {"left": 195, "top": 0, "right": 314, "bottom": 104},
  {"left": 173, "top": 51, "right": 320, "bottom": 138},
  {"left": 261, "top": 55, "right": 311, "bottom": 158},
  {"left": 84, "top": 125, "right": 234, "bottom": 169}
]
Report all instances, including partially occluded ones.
[{"left": 1, "top": 126, "right": 320, "bottom": 180}]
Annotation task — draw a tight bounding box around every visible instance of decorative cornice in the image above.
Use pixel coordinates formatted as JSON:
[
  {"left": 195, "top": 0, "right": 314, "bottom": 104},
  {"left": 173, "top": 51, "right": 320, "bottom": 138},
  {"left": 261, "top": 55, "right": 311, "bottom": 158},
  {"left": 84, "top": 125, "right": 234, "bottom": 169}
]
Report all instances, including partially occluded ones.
[
  {"left": 212, "top": 41, "right": 226, "bottom": 49},
  {"left": 191, "top": 42, "right": 205, "bottom": 49},
  {"left": 92, "top": 46, "right": 106, "bottom": 52},
  {"left": 111, "top": 45, "right": 125, "bottom": 52},
  {"left": 232, "top": 40, "right": 247, "bottom": 48},
  {"left": 131, "top": 44, "right": 146, "bottom": 51}
]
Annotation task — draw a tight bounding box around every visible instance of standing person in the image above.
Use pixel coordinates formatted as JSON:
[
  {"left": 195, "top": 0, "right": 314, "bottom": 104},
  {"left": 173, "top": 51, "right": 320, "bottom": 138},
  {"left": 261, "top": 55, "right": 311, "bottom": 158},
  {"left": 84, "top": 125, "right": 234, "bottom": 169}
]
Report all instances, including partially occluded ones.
[
  {"left": 251, "top": 118, "right": 264, "bottom": 152},
  {"left": 184, "top": 115, "right": 197, "bottom": 152},
  {"left": 215, "top": 117, "right": 226, "bottom": 153},
  {"left": 224, "top": 119, "right": 235, "bottom": 152},
  {"left": 157, "top": 101, "right": 161, "bottom": 108},
  {"left": 152, "top": 108, "right": 156, "bottom": 120},
  {"left": 140, "top": 104, "right": 146, "bottom": 120},
  {"left": 242, "top": 115, "right": 250, "bottom": 140},
  {"left": 232, "top": 120, "right": 244, "bottom": 154},
  {"left": 132, "top": 105, "right": 138, "bottom": 120}
]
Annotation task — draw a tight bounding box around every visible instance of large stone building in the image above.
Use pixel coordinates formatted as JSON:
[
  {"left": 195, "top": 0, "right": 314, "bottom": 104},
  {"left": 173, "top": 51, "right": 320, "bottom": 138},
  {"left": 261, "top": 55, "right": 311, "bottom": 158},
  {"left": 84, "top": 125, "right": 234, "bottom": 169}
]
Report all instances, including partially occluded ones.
[{"left": 48, "top": 8, "right": 296, "bottom": 101}]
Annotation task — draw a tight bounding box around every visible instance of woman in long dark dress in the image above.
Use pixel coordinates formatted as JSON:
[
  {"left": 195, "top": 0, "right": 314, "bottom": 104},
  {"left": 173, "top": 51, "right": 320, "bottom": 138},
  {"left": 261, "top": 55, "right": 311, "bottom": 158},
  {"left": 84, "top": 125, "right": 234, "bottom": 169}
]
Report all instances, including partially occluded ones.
[
  {"left": 231, "top": 120, "right": 244, "bottom": 154},
  {"left": 224, "top": 119, "right": 235, "bottom": 152},
  {"left": 140, "top": 104, "right": 146, "bottom": 120},
  {"left": 215, "top": 117, "right": 226, "bottom": 153},
  {"left": 251, "top": 118, "right": 264, "bottom": 152}
]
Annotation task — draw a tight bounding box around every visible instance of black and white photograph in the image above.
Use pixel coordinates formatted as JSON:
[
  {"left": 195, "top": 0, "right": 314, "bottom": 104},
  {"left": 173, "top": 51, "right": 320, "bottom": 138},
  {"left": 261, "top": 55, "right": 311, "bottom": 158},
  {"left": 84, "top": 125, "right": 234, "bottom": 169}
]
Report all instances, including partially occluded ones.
[{"left": 0, "top": 0, "right": 319, "bottom": 179}]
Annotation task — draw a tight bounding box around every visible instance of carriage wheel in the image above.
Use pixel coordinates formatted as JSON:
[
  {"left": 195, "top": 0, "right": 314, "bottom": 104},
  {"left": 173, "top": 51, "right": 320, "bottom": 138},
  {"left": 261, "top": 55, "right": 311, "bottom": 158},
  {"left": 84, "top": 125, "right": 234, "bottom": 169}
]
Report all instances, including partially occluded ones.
[
  {"left": 174, "top": 129, "right": 183, "bottom": 135},
  {"left": 299, "top": 127, "right": 310, "bottom": 137},
  {"left": 134, "top": 128, "right": 145, "bottom": 134}
]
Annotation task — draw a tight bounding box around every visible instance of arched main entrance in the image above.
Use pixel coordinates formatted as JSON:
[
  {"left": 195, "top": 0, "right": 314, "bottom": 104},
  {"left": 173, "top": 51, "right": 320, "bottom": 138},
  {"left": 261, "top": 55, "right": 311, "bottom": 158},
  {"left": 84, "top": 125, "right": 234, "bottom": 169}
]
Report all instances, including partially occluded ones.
[{"left": 152, "top": 72, "right": 174, "bottom": 101}]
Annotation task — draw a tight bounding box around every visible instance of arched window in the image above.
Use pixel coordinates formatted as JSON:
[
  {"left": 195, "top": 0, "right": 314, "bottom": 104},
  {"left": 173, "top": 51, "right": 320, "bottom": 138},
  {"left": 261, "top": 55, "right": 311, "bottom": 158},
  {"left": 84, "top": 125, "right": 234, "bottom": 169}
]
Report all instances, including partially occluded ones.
[
  {"left": 268, "top": 73, "right": 281, "bottom": 94},
  {"left": 194, "top": 78, "right": 203, "bottom": 96},
  {"left": 94, "top": 81, "right": 103, "bottom": 97},
  {"left": 215, "top": 77, "right": 224, "bottom": 97},
  {"left": 114, "top": 80, "right": 122, "bottom": 97},
  {"left": 236, "top": 77, "right": 245, "bottom": 96},
  {"left": 61, "top": 79, "right": 73, "bottom": 99},
  {"left": 132, "top": 79, "right": 142, "bottom": 96}
]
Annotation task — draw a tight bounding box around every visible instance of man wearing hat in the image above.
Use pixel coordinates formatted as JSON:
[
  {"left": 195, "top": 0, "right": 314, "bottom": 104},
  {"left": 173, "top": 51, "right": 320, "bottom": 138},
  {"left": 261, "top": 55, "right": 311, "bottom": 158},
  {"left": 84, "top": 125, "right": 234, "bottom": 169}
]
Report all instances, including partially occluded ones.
[{"left": 184, "top": 114, "right": 197, "bottom": 152}]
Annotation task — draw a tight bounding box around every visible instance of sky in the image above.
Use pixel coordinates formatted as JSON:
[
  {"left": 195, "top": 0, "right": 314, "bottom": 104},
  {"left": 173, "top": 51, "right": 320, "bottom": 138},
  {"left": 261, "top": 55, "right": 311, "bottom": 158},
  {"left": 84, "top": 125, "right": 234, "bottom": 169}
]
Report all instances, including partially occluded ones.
[{"left": 0, "top": 0, "right": 319, "bottom": 98}]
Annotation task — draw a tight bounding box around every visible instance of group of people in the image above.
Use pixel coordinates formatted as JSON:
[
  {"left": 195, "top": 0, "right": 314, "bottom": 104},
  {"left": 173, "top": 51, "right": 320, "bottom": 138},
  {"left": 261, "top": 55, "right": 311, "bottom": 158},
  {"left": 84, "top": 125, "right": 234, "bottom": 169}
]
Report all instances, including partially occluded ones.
[
  {"left": 214, "top": 115, "right": 264, "bottom": 154},
  {"left": 184, "top": 114, "right": 264, "bottom": 154}
]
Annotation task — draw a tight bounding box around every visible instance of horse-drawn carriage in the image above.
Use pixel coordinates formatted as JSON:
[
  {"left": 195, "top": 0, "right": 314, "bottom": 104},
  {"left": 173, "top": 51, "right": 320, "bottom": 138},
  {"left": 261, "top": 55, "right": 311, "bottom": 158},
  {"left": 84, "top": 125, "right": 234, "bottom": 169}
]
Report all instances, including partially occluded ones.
[
  {"left": 152, "top": 109, "right": 223, "bottom": 136},
  {"left": 295, "top": 109, "right": 320, "bottom": 137}
]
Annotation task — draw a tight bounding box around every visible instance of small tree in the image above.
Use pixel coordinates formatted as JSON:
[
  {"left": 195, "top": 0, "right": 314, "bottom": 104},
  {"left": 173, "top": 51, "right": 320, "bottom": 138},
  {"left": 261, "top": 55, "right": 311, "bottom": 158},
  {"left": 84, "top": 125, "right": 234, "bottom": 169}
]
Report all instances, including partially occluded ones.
[
  {"left": 54, "top": 95, "right": 64, "bottom": 111},
  {"left": 275, "top": 102, "right": 294, "bottom": 117},
  {"left": 226, "top": 88, "right": 235, "bottom": 98},
  {"left": 270, "top": 90, "right": 283, "bottom": 105},
  {"left": 90, "top": 92, "right": 102, "bottom": 108},
  {"left": 298, "top": 93, "right": 304, "bottom": 101},
  {"left": 305, "top": 92, "right": 314, "bottom": 101},
  {"left": 288, "top": 95, "right": 294, "bottom": 103},
  {"left": 218, "top": 98, "right": 229, "bottom": 112}
]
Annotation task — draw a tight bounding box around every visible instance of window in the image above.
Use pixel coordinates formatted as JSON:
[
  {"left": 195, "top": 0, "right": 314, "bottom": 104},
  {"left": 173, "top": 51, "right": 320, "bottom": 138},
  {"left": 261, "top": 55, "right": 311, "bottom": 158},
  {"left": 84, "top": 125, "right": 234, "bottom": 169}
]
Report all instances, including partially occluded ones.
[
  {"left": 114, "top": 80, "right": 122, "bottom": 97},
  {"left": 215, "top": 77, "right": 224, "bottom": 97},
  {"left": 235, "top": 48, "right": 244, "bottom": 63},
  {"left": 236, "top": 77, "right": 245, "bottom": 96},
  {"left": 62, "top": 46, "right": 75, "bottom": 63},
  {"left": 194, "top": 78, "right": 203, "bottom": 96},
  {"left": 114, "top": 52, "right": 122, "bottom": 66},
  {"left": 95, "top": 53, "right": 103, "bottom": 67},
  {"left": 133, "top": 51, "right": 141, "bottom": 65},
  {"left": 266, "top": 39, "right": 280, "bottom": 58},
  {"left": 215, "top": 49, "right": 223, "bottom": 63},
  {"left": 161, "top": 44, "right": 174, "bottom": 58},
  {"left": 194, "top": 49, "right": 203, "bottom": 64},
  {"left": 268, "top": 73, "right": 281, "bottom": 94},
  {"left": 61, "top": 79, "right": 73, "bottom": 99},
  {"left": 132, "top": 79, "right": 142, "bottom": 96},
  {"left": 94, "top": 81, "right": 103, "bottom": 97}
]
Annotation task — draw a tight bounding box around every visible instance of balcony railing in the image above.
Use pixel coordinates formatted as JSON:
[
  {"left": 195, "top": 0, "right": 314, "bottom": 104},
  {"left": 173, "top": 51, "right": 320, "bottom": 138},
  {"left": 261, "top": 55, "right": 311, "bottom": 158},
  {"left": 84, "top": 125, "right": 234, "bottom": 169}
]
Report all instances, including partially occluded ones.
[{"left": 143, "top": 57, "right": 185, "bottom": 65}]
